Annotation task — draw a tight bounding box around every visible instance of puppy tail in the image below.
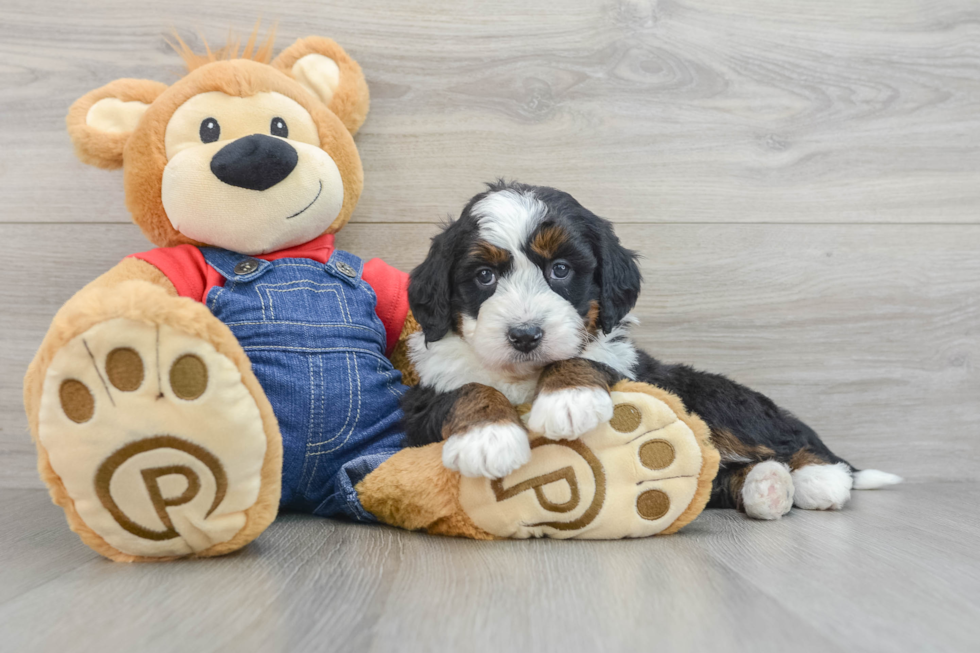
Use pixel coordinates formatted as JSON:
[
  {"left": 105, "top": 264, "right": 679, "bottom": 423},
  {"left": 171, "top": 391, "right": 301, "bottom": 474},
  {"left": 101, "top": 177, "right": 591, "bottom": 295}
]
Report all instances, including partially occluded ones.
[{"left": 852, "top": 469, "right": 903, "bottom": 490}]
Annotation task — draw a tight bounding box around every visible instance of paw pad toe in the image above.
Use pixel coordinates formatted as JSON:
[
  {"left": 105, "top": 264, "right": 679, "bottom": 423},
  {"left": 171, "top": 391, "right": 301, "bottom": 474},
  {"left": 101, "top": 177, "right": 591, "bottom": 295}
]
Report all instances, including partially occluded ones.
[
  {"left": 170, "top": 354, "right": 208, "bottom": 400},
  {"left": 636, "top": 489, "right": 670, "bottom": 520},
  {"left": 59, "top": 379, "right": 94, "bottom": 423},
  {"left": 106, "top": 347, "right": 144, "bottom": 391},
  {"left": 610, "top": 403, "right": 642, "bottom": 433}
]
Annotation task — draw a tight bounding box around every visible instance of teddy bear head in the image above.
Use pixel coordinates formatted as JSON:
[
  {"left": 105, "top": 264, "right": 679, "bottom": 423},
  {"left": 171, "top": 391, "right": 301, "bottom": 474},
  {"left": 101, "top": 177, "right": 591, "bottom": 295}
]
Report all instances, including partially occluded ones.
[{"left": 67, "top": 33, "right": 369, "bottom": 255}]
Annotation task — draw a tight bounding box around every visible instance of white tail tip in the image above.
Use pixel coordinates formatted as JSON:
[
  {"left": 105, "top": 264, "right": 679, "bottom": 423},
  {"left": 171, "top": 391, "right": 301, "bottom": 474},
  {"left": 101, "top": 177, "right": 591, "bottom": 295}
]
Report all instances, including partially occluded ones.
[{"left": 852, "top": 469, "right": 903, "bottom": 490}]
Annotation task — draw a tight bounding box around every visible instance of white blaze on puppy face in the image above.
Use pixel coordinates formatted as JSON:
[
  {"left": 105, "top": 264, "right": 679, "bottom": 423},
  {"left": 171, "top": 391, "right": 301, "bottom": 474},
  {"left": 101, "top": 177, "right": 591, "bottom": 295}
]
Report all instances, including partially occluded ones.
[{"left": 466, "top": 189, "right": 585, "bottom": 370}]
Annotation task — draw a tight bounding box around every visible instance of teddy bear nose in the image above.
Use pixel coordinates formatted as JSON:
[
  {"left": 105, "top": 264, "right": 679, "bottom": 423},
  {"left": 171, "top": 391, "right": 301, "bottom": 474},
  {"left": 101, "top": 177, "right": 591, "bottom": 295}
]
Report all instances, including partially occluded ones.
[{"left": 210, "top": 134, "right": 298, "bottom": 191}]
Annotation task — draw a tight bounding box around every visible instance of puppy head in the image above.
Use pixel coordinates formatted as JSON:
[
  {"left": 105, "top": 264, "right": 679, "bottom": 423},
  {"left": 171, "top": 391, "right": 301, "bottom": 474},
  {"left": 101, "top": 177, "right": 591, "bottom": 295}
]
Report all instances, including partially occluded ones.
[{"left": 409, "top": 181, "right": 641, "bottom": 371}]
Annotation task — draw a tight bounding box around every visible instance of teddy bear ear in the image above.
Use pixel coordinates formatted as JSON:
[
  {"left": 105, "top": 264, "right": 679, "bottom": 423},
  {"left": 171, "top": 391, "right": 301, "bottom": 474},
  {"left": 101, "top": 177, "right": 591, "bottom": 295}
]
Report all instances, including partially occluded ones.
[
  {"left": 272, "top": 37, "right": 370, "bottom": 135},
  {"left": 66, "top": 79, "right": 169, "bottom": 169}
]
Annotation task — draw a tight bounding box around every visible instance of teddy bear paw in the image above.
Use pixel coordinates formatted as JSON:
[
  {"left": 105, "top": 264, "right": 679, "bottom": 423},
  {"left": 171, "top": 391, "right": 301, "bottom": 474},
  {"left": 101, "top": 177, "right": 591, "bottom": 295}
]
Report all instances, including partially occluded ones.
[{"left": 37, "top": 318, "right": 274, "bottom": 559}]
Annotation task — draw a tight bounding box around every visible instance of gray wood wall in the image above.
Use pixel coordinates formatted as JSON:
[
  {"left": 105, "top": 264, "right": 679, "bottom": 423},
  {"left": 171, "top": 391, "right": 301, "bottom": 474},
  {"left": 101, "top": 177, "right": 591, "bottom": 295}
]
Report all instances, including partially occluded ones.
[{"left": 2, "top": 0, "right": 978, "bottom": 489}]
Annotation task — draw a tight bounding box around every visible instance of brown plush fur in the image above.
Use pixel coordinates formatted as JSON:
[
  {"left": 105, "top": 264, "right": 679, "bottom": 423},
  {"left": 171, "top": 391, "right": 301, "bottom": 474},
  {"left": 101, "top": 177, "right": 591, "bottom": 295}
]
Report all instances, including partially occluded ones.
[
  {"left": 66, "top": 79, "right": 169, "bottom": 169},
  {"left": 390, "top": 311, "right": 422, "bottom": 386},
  {"left": 272, "top": 36, "right": 371, "bottom": 135},
  {"left": 167, "top": 24, "right": 278, "bottom": 71},
  {"left": 356, "top": 442, "right": 495, "bottom": 540},
  {"left": 23, "top": 268, "right": 283, "bottom": 562}
]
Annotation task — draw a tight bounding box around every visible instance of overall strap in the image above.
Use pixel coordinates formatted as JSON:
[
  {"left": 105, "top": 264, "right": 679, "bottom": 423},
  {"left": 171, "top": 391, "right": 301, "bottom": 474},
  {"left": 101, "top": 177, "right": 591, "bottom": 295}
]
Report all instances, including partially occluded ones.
[
  {"left": 324, "top": 249, "right": 365, "bottom": 287},
  {"left": 200, "top": 247, "right": 275, "bottom": 283}
]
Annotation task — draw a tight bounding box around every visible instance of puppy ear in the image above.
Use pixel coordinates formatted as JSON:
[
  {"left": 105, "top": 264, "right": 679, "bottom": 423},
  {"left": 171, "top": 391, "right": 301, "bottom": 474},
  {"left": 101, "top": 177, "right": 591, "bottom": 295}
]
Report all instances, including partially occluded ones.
[
  {"left": 66, "top": 79, "right": 169, "bottom": 169},
  {"left": 272, "top": 37, "right": 370, "bottom": 135},
  {"left": 409, "top": 223, "right": 466, "bottom": 344},
  {"left": 591, "top": 216, "right": 642, "bottom": 333}
]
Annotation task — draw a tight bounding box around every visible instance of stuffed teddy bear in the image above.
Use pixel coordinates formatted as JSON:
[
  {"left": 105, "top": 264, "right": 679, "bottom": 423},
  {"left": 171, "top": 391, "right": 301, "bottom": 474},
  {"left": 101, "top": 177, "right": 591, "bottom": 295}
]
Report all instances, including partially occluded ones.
[{"left": 23, "top": 32, "right": 719, "bottom": 561}]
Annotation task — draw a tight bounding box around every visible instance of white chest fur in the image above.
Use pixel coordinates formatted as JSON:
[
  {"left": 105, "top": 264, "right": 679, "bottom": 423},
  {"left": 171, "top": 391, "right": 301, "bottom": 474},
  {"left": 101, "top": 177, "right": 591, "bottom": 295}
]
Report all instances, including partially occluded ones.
[
  {"left": 407, "top": 332, "right": 541, "bottom": 404},
  {"left": 407, "top": 319, "right": 639, "bottom": 405}
]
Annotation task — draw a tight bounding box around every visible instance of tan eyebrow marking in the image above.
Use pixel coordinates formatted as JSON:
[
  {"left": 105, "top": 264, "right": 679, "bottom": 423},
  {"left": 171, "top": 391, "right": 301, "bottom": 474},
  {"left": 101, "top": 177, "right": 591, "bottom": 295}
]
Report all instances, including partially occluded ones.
[
  {"left": 470, "top": 241, "right": 511, "bottom": 266},
  {"left": 530, "top": 224, "right": 569, "bottom": 259}
]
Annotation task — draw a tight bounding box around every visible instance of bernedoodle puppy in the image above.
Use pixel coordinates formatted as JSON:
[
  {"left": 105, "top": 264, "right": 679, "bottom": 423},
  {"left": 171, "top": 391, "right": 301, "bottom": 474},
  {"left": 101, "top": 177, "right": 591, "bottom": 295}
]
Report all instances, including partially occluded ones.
[{"left": 401, "top": 181, "right": 901, "bottom": 520}]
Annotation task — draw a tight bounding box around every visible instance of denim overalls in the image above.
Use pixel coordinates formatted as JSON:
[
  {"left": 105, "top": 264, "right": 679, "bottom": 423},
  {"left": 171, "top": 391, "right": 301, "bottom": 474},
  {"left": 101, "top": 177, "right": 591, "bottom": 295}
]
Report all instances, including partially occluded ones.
[{"left": 201, "top": 247, "right": 406, "bottom": 521}]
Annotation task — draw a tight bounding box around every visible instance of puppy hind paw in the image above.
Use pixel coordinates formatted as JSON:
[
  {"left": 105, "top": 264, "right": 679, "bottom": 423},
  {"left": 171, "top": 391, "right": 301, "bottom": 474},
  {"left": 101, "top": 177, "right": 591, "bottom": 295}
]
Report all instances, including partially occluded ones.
[
  {"left": 443, "top": 422, "right": 531, "bottom": 479},
  {"left": 792, "top": 462, "right": 853, "bottom": 510},
  {"left": 527, "top": 386, "right": 614, "bottom": 440},
  {"left": 742, "top": 461, "right": 794, "bottom": 520}
]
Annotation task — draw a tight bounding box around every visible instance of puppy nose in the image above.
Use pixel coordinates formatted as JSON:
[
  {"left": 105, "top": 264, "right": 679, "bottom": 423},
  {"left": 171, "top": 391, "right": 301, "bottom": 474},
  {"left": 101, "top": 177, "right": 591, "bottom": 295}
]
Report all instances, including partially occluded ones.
[
  {"left": 210, "top": 134, "right": 298, "bottom": 191},
  {"left": 507, "top": 325, "right": 543, "bottom": 353}
]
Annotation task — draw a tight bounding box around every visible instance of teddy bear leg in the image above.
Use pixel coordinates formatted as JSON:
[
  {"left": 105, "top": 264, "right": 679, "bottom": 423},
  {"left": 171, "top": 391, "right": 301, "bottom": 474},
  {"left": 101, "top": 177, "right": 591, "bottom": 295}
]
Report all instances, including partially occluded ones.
[
  {"left": 356, "top": 381, "right": 719, "bottom": 539},
  {"left": 24, "top": 281, "right": 282, "bottom": 561}
]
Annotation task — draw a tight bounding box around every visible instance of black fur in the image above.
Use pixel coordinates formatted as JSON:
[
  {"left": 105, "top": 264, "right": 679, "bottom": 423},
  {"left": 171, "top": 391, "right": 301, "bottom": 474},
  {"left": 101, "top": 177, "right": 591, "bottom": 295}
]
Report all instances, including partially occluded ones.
[
  {"left": 407, "top": 216, "right": 477, "bottom": 343},
  {"left": 589, "top": 216, "right": 642, "bottom": 333},
  {"left": 401, "top": 385, "right": 464, "bottom": 447}
]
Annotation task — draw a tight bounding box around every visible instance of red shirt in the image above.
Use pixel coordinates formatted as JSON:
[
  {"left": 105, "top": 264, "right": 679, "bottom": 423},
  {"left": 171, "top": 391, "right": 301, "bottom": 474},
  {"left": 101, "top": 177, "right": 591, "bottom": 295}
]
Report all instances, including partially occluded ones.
[{"left": 130, "top": 233, "right": 410, "bottom": 356}]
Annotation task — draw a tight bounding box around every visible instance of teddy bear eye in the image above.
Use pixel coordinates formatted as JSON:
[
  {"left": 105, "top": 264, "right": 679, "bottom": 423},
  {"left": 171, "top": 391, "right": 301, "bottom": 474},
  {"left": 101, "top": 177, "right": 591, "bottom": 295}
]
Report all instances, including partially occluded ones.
[
  {"left": 271, "top": 117, "right": 288, "bottom": 138},
  {"left": 199, "top": 118, "right": 220, "bottom": 143}
]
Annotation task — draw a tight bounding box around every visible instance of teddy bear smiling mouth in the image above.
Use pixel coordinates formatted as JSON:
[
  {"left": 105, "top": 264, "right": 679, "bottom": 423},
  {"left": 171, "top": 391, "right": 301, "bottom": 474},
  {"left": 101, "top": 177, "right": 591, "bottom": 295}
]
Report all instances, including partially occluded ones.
[{"left": 284, "top": 179, "right": 323, "bottom": 220}]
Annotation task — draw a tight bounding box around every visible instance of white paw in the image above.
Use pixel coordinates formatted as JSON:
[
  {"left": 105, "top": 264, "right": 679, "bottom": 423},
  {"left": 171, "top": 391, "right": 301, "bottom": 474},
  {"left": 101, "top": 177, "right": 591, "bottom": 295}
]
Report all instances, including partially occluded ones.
[
  {"left": 527, "top": 387, "right": 615, "bottom": 440},
  {"left": 792, "top": 462, "right": 853, "bottom": 510},
  {"left": 443, "top": 422, "right": 531, "bottom": 479},
  {"left": 742, "top": 461, "right": 794, "bottom": 520}
]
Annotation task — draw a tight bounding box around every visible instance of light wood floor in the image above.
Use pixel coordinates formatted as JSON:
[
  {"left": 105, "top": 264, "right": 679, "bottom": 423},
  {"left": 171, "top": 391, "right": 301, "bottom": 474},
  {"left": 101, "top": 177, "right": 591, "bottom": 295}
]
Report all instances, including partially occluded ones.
[
  {"left": 1, "top": 1, "right": 978, "bottom": 651},
  {"left": 2, "top": 485, "right": 978, "bottom": 652}
]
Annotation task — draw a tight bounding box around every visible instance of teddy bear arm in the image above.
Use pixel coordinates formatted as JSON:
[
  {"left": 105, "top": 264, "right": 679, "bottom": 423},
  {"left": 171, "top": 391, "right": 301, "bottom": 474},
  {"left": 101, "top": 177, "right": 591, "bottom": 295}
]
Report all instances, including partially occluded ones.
[
  {"left": 87, "top": 257, "right": 179, "bottom": 295},
  {"left": 389, "top": 310, "right": 422, "bottom": 387}
]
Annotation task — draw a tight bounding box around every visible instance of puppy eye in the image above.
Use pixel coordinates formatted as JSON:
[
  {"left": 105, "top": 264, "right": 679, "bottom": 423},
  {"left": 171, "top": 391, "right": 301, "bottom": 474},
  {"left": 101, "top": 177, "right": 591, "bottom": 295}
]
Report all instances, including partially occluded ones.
[
  {"left": 199, "top": 118, "right": 220, "bottom": 143},
  {"left": 550, "top": 261, "right": 571, "bottom": 280},
  {"left": 271, "top": 117, "right": 288, "bottom": 138},
  {"left": 475, "top": 267, "right": 497, "bottom": 286}
]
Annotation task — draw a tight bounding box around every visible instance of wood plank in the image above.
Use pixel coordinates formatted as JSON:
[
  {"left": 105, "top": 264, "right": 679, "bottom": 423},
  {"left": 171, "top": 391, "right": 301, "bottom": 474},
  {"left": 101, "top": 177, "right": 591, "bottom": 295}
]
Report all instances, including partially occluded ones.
[
  {"left": 1, "top": 1, "right": 978, "bottom": 225},
  {"left": 2, "top": 221, "right": 977, "bottom": 488},
  {"left": 0, "top": 484, "right": 977, "bottom": 652}
]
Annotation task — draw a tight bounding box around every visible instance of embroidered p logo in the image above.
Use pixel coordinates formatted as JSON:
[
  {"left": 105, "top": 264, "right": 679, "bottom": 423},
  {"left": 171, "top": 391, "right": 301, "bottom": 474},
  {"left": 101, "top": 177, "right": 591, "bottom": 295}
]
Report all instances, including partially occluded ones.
[
  {"left": 94, "top": 436, "right": 228, "bottom": 541},
  {"left": 490, "top": 438, "right": 606, "bottom": 531}
]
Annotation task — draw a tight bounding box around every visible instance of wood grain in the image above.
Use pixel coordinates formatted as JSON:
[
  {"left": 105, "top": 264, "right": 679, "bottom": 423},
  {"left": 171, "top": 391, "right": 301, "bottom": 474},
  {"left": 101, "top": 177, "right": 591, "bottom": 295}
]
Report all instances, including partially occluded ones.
[
  {"left": 2, "top": 4, "right": 979, "bottom": 651},
  {"left": 0, "top": 1, "right": 978, "bottom": 225},
  {"left": 0, "top": 485, "right": 978, "bottom": 652}
]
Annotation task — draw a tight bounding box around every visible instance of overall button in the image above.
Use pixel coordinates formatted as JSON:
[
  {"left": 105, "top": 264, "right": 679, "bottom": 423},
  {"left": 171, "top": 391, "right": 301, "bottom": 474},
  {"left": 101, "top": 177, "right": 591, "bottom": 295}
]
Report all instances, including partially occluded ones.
[
  {"left": 336, "top": 262, "right": 357, "bottom": 278},
  {"left": 234, "top": 259, "right": 259, "bottom": 276}
]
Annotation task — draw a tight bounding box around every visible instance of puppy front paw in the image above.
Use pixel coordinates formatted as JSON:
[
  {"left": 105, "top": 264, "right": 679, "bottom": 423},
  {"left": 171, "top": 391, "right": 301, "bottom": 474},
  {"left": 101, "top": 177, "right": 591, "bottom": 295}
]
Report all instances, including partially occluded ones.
[
  {"left": 443, "top": 422, "right": 531, "bottom": 479},
  {"left": 527, "top": 386, "right": 615, "bottom": 440}
]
